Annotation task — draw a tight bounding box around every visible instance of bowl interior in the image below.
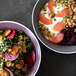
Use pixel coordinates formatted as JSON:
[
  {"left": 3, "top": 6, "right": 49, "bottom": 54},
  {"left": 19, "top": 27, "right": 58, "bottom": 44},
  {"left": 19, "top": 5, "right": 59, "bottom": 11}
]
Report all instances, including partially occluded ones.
[
  {"left": 0, "top": 21, "right": 41, "bottom": 76},
  {"left": 32, "top": 0, "right": 76, "bottom": 54}
]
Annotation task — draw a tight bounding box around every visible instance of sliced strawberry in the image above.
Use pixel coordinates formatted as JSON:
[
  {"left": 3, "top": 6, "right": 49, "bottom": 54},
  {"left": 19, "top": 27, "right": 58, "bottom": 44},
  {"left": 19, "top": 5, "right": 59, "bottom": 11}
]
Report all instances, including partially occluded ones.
[
  {"left": 39, "top": 13, "right": 53, "bottom": 25},
  {"left": 55, "top": 8, "right": 70, "bottom": 17},
  {"left": 48, "top": 0, "right": 54, "bottom": 13},
  {"left": 53, "top": 22, "right": 66, "bottom": 31},
  {"left": 48, "top": 33, "right": 64, "bottom": 44}
]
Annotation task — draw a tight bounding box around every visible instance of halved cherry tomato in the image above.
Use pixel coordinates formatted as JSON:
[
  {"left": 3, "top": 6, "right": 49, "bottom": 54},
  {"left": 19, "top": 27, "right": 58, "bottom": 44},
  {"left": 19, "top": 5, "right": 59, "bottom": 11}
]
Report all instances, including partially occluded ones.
[{"left": 48, "top": 33, "right": 64, "bottom": 44}]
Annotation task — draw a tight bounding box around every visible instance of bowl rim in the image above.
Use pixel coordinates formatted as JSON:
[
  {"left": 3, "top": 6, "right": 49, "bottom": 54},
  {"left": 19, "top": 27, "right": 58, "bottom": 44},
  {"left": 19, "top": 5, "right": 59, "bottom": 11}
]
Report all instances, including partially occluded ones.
[
  {"left": 32, "top": 0, "right": 76, "bottom": 54},
  {"left": 0, "top": 21, "right": 41, "bottom": 76}
]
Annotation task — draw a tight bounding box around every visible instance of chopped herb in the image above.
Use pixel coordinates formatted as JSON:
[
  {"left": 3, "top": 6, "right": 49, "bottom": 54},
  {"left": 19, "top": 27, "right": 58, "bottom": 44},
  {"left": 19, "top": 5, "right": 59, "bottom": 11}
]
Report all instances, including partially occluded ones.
[
  {"left": 17, "top": 30, "right": 23, "bottom": 34},
  {"left": 64, "top": 6, "right": 68, "bottom": 8},
  {"left": 66, "top": 25, "right": 68, "bottom": 28},
  {"left": 63, "top": 17, "right": 67, "bottom": 22},
  {"left": 74, "top": 29, "right": 76, "bottom": 32},
  {"left": 57, "top": 7, "right": 60, "bottom": 9},
  {"left": 57, "top": 10, "right": 60, "bottom": 13},
  {"left": 0, "top": 31, "right": 3, "bottom": 34},
  {"left": 43, "top": 12, "right": 47, "bottom": 14},
  {"left": 66, "top": 28, "right": 68, "bottom": 30},
  {"left": 58, "top": 4, "right": 60, "bottom": 7},
  {"left": 26, "top": 42, "right": 34, "bottom": 50},
  {"left": 45, "top": 27, "right": 48, "bottom": 30},
  {"left": 69, "top": 16, "right": 72, "bottom": 19},
  {"left": 60, "top": 1, "right": 64, "bottom": 4},
  {"left": 39, "top": 23, "right": 44, "bottom": 29},
  {"left": 49, "top": 32, "right": 55, "bottom": 37},
  {"left": 68, "top": 3, "right": 71, "bottom": 5}
]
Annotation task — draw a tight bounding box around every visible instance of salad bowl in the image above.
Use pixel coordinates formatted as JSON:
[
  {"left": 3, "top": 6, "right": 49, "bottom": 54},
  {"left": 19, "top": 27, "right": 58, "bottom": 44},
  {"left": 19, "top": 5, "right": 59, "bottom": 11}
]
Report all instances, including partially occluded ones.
[{"left": 0, "top": 21, "right": 41, "bottom": 76}]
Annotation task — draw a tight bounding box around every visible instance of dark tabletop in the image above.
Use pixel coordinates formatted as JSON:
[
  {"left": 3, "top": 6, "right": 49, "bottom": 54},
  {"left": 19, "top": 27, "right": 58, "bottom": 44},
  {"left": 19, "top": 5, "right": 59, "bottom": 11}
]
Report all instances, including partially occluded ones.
[{"left": 0, "top": 0, "right": 76, "bottom": 76}]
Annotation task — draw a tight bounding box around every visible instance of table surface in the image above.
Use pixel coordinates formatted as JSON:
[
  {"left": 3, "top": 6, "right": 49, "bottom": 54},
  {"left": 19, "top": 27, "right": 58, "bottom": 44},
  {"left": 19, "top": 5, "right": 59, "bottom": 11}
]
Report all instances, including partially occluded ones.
[{"left": 0, "top": 0, "right": 76, "bottom": 76}]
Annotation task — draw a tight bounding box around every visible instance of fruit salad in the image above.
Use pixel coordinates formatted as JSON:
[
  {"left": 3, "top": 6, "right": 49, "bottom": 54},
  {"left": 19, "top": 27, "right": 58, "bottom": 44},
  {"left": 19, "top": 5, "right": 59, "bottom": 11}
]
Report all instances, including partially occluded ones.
[
  {"left": 39, "top": 0, "right": 76, "bottom": 45},
  {"left": 0, "top": 30, "right": 35, "bottom": 76}
]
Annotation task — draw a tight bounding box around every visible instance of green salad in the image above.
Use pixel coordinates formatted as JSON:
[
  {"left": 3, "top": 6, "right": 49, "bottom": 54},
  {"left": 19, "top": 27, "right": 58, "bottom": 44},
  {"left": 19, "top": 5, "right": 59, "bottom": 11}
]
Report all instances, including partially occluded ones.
[{"left": 0, "top": 30, "right": 35, "bottom": 76}]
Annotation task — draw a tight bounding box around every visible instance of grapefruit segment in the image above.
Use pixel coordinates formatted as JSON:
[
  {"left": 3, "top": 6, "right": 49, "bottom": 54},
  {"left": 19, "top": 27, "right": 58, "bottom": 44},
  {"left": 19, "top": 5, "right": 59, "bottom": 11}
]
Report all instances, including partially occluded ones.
[
  {"left": 55, "top": 8, "right": 70, "bottom": 17},
  {"left": 48, "top": 0, "right": 54, "bottom": 13},
  {"left": 53, "top": 22, "right": 66, "bottom": 31},
  {"left": 39, "top": 13, "right": 53, "bottom": 25},
  {"left": 48, "top": 33, "right": 64, "bottom": 44}
]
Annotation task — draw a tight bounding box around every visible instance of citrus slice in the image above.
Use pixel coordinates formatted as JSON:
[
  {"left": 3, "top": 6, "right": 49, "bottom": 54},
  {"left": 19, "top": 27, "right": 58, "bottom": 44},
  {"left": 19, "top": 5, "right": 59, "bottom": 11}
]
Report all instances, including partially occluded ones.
[
  {"left": 39, "top": 13, "right": 53, "bottom": 25},
  {"left": 53, "top": 22, "right": 66, "bottom": 31},
  {"left": 55, "top": 8, "right": 70, "bottom": 17},
  {"left": 48, "top": 0, "right": 54, "bottom": 13},
  {"left": 48, "top": 33, "right": 64, "bottom": 44}
]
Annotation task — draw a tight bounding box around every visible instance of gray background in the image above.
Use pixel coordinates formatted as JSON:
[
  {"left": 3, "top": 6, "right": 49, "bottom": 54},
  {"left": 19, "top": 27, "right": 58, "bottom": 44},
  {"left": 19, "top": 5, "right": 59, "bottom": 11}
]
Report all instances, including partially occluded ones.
[{"left": 0, "top": 0, "right": 76, "bottom": 76}]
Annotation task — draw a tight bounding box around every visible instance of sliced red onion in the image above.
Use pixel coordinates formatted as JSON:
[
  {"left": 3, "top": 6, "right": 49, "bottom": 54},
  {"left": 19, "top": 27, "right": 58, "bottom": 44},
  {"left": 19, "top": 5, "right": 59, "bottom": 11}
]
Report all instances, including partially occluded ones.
[
  {"left": 5, "top": 52, "right": 19, "bottom": 61},
  {"left": 7, "top": 30, "right": 16, "bottom": 38},
  {"left": 5, "top": 68, "right": 13, "bottom": 76}
]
